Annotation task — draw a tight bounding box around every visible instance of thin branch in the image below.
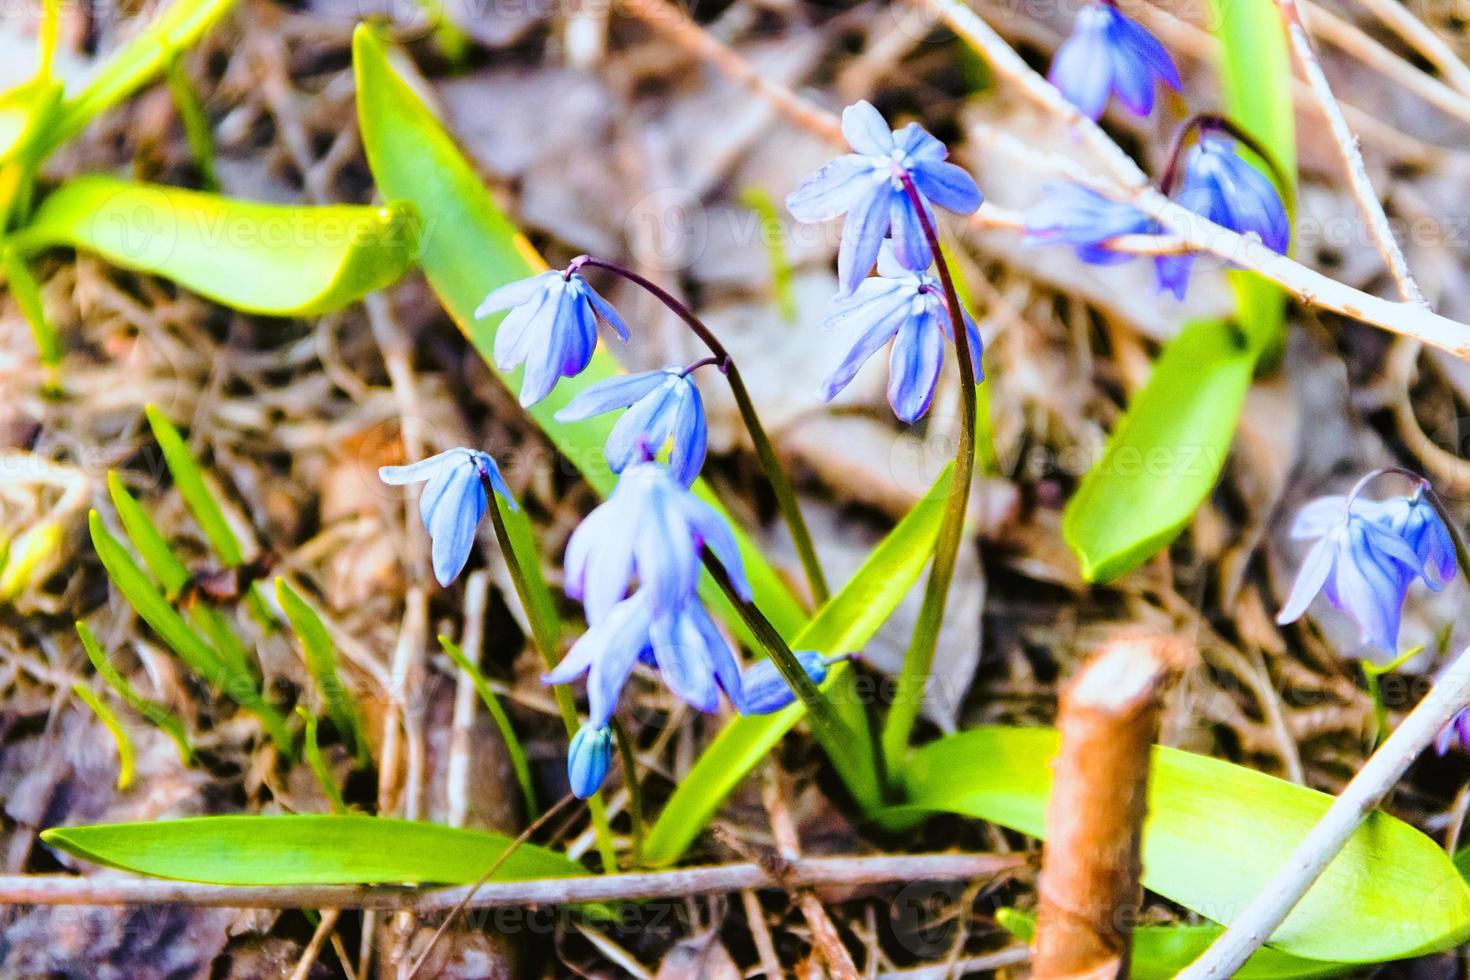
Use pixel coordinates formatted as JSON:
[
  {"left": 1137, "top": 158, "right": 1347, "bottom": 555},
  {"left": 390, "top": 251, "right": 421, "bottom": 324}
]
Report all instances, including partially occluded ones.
[
  {"left": 1348, "top": 0, "right": 1470, "bottom": 97},
  {"left": 0, "top": 853, "right": 1026, "bottom": 910},
  {"left": 1181, "top": 641, "right": 1470, "bottom": 976},
  {"left": 1280, "top": 0, "right": 1427, "bottom": 306}
]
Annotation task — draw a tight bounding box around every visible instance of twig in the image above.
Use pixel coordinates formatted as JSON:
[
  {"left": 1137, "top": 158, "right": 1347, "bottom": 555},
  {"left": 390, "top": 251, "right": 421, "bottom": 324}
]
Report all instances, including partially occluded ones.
[
  {"left": 0, "top": 853, "right": 1025, "bottom": 909},
  {"left": 617, "top": 0, "right": 844, "bottom": 145},
  {"left": 1279, "top": 0, "right": 1427, "bottom": 307},
  {"left": 446, "top": 571, "right": 490, "bottom": 829},
  {"left": 910, "top": 0, "right": 1148, "bottom": 188},
  {"left": 288, "top": 908, "right": 340, "bottom": 980},
  {"left": 1180, "top": 641, "right": 1470, "bottom": 976},
  {"left": 1032, "top": 634, "right": 1182, "bottom": 978},
  {"left": 762, "top": 767, "right": 861, "bottom": 980},
  {"left": 1348, "top": 0, "right": 1470, "bottom": 97}
]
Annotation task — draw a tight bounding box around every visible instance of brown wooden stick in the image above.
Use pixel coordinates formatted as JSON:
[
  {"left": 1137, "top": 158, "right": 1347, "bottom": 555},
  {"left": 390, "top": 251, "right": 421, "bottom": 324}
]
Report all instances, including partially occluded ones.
[
  {"left": 1032, "top": 634, "right": 1185, "bottom": 979},
  {"left": 0, "top": 853, "right": 1023, "bottom": 910}
]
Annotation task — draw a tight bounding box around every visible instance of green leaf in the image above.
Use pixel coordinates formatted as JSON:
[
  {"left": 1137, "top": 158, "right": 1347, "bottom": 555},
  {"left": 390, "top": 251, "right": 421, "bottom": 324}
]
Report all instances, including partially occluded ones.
[
  {"left": 40, "top": 814, "right": 587, "bottom": 885},
  {"left": 642, "top": 467, "right": 953, "bottom": 865},
  {"left": 107, "top": 470, "right": 190, "bottom": 598},
  {"left": 76, "top": 620, "right": 193, "bottom": 765},
  {"left": 143, "top": 404, "right": 241, "bottom": 565},
  {"left": 298, "top": 709, "right": 348, "bottom": 814},
  {"left": 439, "top": 634, "right": 539, "bottom": 819},
  {"left": 1062, "top": 319, "right": 1257, "bottom": 583},
  {"left": 996, "top": 909, "right": 1354, "bottom": 979},
  {"left": 891, "top": 728, "right": 1470, "bottom": 963},
  {"left": 39, "top": 0, "right": 236, "bottom": 158},
  {"left": 276, "top": 578, "right": 367, "bottom": 764},
  {"left": 88, "top": 510, "right": 292, "bottom": 755},
  {"left": 12, "top": 177, "right": 418, "bottom": 316},
  {"left": 1211, "top": 0, "right": 1296, "bottom": 352},
  {"left": 71, "top": 682, "right": 135, "bottom": 790},
  {"left": 350, "top": 26, "right": 804, "bottom": 640}
]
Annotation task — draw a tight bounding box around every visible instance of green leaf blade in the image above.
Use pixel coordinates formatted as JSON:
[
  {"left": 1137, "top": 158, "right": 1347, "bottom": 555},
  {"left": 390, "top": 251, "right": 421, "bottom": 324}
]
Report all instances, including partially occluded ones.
[
  {"left": 13, "top": 178, "right": 418, "bottom": 316},
  {"left": 1062, "top": 319, "right": 1257, "bottom": 583},
  {"left": 894, "top": 728, "right": 1470, "bottom": 963},
  {"left": 276, "top": 578, "right": 366, "bottom": 763},
  {"left": 642, "top": 467, "right": 953, "bottom": 865},
  {"left": 41, "top": 814, "right": 586, "bottom": 885}
]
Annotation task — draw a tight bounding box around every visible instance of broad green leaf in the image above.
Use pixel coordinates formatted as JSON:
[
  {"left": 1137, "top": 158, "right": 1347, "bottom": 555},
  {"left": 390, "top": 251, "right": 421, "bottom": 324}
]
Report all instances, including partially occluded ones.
[
  {"left": 41, "top": 814, "right": 586, "bottom": 885},
  {"left": 276, "top": 579, "right": 366, "bottom": 763},
  {"left": 996, "top": 909, "right": 1354, "bottom": 979},
  {"left": 890, "top": 728, "right": 1470, "bottom": 963},
  {"left": 88, "top": 510, "right": 292, "bottom": 755},
  {"left": 1062, "top": 319, "right": 1257, "bottom": 583},
  {"left": 12, "top": 177, "right": 418, "bottom": 316},
  {"left": 39, "top": 0, "right": 236, "bottom": 158},
  {"left": 76, "top": 620, "right": 193, "bottom": 765},
  {"left": 642, "top": 467, "right": 953, "bottom": 865},
  {"left": 71, "top": 683, "right": 135, "bottom": 790},
  {"left": 351, "top": 26, "right": 804, "bottom": 640}
]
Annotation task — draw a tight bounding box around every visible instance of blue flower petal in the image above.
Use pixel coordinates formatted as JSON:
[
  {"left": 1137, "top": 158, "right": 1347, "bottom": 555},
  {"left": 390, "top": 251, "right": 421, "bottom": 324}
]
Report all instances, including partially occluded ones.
[
  {"left": 582, "top": 280, "right": 631, "bottom": 340},
  {"left": 1049, "top": 9, "right": 1114, "bottom": 120},
  {"left": 785, "top": 155, "right": 883, "bottom": 223},
  {"left": 837, "top": 186, "right": 893, "bottom": 295},
  {"left": 476, "top": 270, "right": 557, "bottom": 320},
  {"left": 683, "top": 494, "right": 750, "bottom": 600},
  {"left": 651, "top": 609, "right": 719, "bottom": 713},
  {"left": 555, "top": 370, "right": 670, "bottom": 423},
  {"left": 888, "top": 308, "right": 945, "bottom": 422},
  {"left": 842, "top": 100, "right": 896, "bottom": 156},
  {"left": 426, "top": 462, "right": 487, "bottom": 587},
  {"left": 888, "top": 191, "right": 935, "bottom": 273},
  {"left": 584, "top": 592, "right": 653, "bottom": 726},
  {"left": 666, "top": 378, "right": 708, "bottom": 487},
  {"left": 740, "top": 651, "right": 829, "bottom": 715},
  {"left": 911, "top": 160, "right": 983, "bottom": 215}
]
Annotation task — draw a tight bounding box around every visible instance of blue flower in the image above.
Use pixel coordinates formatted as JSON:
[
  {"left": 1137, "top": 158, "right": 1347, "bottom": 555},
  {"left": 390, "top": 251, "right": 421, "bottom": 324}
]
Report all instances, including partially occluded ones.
[
  {"left": 817, "top": 245, "right": 983, "bottom": 422},
  {"left": 475, "top": 270, "right": 630, "bottom": 407},
  {"left": 1048, "top": 3, "right": 1180, "bottom": 120},
  {"left": 567, "top": 724, "right": 614, "bottom": 798},
  {"left": 1435, "top": 707, "right": 1470, "bottom": 755},
  {"left": 1024, "top": 182, "right": 1158, "bottom": 266},
  {"left": 563, "top": 461, "right": 750, "bottom": 623},
  {"left": 1155, "top": 134, "right": 1290, "bottom": 299},
  {"left": 555, "top": 368, "right": 707, "bottom": 487},
  {"left": 544, "top": 590, "right": 745, "bottom": 726},
  {"left": 740, "top": 650, "right": 833, "bottom": 715},
  {"left": 1371, "top": 489, "right": 1457, "bottom": 590},
  {"left": 1277, "top": 495, "right": 1424, "bottom": 650},
  {"left": 786, "top": 101, "right": 982, "bottom": 294},
  {"left": 379, "top": 448, "right": 514, "bottom": 587}
]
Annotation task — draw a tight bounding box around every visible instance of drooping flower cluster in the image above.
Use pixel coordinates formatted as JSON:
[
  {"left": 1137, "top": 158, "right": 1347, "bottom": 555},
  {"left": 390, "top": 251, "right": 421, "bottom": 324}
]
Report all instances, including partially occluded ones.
[
  {"left": 787, "top": 103, "right": 985, "bottom": 421},
  {"left": 1277, "top": 482, "right": 1457, "bottom": 652},
  {"left": 1048, "top": 2, "right": 1180, "bottom": 120}
]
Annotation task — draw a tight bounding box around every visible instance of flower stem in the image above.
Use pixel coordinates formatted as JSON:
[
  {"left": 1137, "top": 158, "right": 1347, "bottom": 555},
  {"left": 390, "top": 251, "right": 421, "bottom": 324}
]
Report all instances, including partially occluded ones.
[
  {"left": 702, "top": 552, "right": 864, "bottom": 776},
  {"left": 575, "top": 256, "right": 829, "bottom": 607},
  {"left": 611, "top": 719, "right": 645, "bottom": 866},
  {"left": 880, "top": 177, "right": 980, "bottom": 776},
  {"left": 485, "top": 488, "right": 619, "bottom": 872}
]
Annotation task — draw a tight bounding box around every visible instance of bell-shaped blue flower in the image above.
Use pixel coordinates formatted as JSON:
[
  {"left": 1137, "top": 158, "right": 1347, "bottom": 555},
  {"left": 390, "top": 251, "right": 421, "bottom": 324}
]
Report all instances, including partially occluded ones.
[
  {"left": 1024, "top": 182, "right": 1158, "bottom": 266},
  {"left": 817, "top": 245, "right": 983, "bottom": 422},
  {"left": 379, "top": 448, "right": 514, "bottom": 587},
  {"left": 740, "top": 650, "right": 832, "bottom": 715},
  {"left": 1277, "top": 495, "right": 1424, "bottom": 650},
  {"left": 1049, "top": 3, "right": 1180, "bottom": 120},
  {"left": 1155, "top": 133, "right": 1290, "bottom": 299},
  {"left": 475, "top": 270, "right": 630, "bottom": 408},
  {"left": 563, "top": 461, "right": 750, "bottom": 623},
  {"left": 1436, "top": 707, "right": 1470, "bottom": 755},
  {"left": 545, "top": 590, "right": 745, "bottom": 726},
  {"left": 786, "top": 101, "right": 982, "bottom": 294},
  {"left": 1371, "top": 489, "right": 1457, "bottom": 590},
  {"left": 567, "top": 723, "right": 614, "bottom": 798},
  {"left": 555, "top": 368, "right": 707, "bottom": 487}
]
